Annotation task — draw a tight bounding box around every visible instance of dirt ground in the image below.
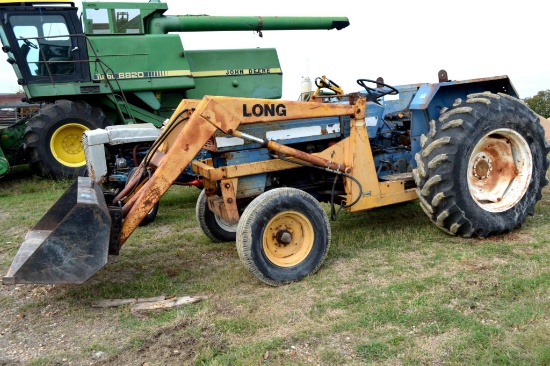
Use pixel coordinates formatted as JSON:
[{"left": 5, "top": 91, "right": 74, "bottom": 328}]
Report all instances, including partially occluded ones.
[{"left": 0, "top": 282, "right": 225, "bottom": 366}]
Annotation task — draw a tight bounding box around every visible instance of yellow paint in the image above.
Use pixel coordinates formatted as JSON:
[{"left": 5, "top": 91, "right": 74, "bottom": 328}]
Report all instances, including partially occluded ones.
[
  {"left": 50, "top": 123, "right": 89, "bottom": 167},
  {"left": 219, "top": 178, "right": 239, "bottom": 224},
  {"left": 192, "top": 158, "right": 300, "bottom": 181},
  {"left": 262, "top": 211, "right": 314, "bottom": 267},
  {"left": 121, "top": 95, "right": 421, "bottom": 245}
]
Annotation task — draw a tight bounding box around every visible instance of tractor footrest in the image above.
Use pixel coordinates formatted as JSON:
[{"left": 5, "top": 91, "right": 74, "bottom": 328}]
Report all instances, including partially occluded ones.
[{"left": 379, "top": 172, "right": 414, "bottom": 182}]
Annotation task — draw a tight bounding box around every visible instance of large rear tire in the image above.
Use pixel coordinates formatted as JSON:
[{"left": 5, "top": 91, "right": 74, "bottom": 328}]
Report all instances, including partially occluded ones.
[
  {"left": 24, "top": 100, "right": 110, "bottom": 179},
  {"left": 236, "top": 188, "right": 331, "bottom": 286},
  {"left": 413, "top": 92, "right": 549, "bottom": 237},
  {"left": 196, "top": 189, "right": 237, "bottom": 242}
]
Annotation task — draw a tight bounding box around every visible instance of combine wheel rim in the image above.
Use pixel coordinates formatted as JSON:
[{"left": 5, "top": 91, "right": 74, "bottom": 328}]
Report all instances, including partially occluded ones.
[
  {"left": 24, "top": 100, "right": 110, "bottom": 179},
  {"left": 49, "top": 122, "right": 89, "bottom": 167}
]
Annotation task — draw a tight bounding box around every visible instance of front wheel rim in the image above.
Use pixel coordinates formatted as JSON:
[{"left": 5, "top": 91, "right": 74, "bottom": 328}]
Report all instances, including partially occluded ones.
[
  {"left": 50, "top": 123, "right": 89, "bottom": 167},
  {"left": 467, "top": 128, "right": 532, "bottom": 212},
  {"left": 214, "top": 214, "right": 237, "bottom": 233},
  {"left": 263, "top": 211, "right": 314, "bottom": 267}
]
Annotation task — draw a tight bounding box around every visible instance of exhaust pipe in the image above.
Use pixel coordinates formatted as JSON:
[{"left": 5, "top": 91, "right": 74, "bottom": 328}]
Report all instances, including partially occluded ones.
[{"left": 3, "top": 177, "right": 112, "bottom": 285}]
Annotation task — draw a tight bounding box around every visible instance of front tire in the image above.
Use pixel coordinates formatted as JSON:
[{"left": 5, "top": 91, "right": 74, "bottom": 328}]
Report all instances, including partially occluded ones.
[
  {"left": 236, "top": 188, "right": 331, "bottom": 286},
  {"left": 24, "top": 100, "right": 110, "bottom": 179},
  {"left": 413, "top": 92, "right": 549, "bottom": 237},
  {"left": 196, "top": 189, "right": 237, "bottom": 242}
]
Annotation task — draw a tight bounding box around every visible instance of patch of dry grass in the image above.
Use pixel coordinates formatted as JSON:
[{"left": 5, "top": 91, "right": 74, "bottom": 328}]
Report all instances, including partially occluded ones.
[{"left": 0, "top": 179, "right": 549, "bottom": 365}]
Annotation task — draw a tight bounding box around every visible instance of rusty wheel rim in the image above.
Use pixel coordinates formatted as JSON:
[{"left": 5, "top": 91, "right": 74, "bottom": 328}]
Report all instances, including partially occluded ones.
[
  {"left": 467, "top": 128, "right": 532, "bottom": 212},
  {"left": 262, "top": 211, "right": 314, "bottom": 267}
]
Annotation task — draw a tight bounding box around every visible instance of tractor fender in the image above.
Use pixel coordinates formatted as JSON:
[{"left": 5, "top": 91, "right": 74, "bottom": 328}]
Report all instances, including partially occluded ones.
[{"left": 409, "top": 75, "right": 518, "bottom": 162}]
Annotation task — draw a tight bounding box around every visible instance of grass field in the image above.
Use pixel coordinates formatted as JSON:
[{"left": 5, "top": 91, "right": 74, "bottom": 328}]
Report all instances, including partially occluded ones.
[{"left": 0, "top": 171, "right": 549, "bottom": 365}]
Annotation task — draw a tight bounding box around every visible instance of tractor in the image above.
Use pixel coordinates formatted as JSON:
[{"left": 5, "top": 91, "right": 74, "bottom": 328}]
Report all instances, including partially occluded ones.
[{"left": 3, "top": 71, "right": 549, "bottom": 286}]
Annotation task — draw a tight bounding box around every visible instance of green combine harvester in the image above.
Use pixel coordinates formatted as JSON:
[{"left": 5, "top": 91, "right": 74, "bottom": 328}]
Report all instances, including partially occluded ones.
[{"left": 0, "top": 0, "right": 349, "bottom": 179}]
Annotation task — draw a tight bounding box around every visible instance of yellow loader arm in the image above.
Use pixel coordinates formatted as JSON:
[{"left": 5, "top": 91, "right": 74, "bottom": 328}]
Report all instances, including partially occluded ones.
[
  {"left": 119, "top": 95, "right": 359, "bottom": 245},
  {"left": 3, "top": 93, "right": 417, "bottom": 285}
]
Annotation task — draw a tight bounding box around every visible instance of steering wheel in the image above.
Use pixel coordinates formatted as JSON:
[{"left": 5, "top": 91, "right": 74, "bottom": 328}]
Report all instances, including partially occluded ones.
[
  {"left": 356, "top": 78, "right": 398, "bottom": 102},
  {"left": 21, "top": 38, "right": 38, "bottom": 49}
]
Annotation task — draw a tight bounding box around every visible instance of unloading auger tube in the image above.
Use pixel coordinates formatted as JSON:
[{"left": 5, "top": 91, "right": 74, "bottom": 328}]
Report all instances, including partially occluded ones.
[
  {"left": 148, "top": 15, "right": 350, "bottom": 34},
  {"left": 2, "top": 95, "right": 364, "bottom": 285}
]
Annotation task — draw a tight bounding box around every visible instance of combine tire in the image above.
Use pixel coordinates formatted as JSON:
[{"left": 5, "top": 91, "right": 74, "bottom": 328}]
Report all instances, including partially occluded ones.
[
  {"left": 236, "top": 188, "right": 331, "bottom": 286},
  {"left": 413, "top": 92, "right": 549, "bottom": 237},
  {"left": 196, "top": 189, "right": 237, "bottom": 242},
  {"left": 24, "top": 100, "right": 110, "bottom": 179}
]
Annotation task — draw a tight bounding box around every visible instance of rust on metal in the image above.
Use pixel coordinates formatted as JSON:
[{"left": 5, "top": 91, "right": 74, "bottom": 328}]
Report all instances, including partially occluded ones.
[
  {"left": 265, "top": 139, "right": 347, "bottom": 172},
  {"left": 120, "top": 95, "right": 365, "bottom": 245},
  {"left": 469, "top": 136, "right": 517, "bottom": 204},
  {"left": 219, "top": 178, "right": 239, "bottom": 224},
  {"left": 119, "top": 98, "right": 226, "bottom": 245}
]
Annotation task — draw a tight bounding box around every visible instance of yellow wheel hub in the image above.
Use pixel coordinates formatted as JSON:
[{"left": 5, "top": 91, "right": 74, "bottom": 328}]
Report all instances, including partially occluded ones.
[
  {"left": 50, "top": 123, "right": 89, "bottom": 167},
  {"left": 263, "top": 211, "right": 314, "bottom": 267}
]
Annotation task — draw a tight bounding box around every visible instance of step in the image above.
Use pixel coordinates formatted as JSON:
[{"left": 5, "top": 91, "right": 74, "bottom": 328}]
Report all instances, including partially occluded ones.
[{"left": 378, "top": 172, "right": 414, "bottom": 182}]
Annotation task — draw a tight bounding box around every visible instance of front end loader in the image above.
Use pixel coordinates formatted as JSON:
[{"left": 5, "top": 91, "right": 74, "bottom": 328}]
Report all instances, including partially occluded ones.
[{"left": 4, "top": 73, "right": 549, "bottom": 286}]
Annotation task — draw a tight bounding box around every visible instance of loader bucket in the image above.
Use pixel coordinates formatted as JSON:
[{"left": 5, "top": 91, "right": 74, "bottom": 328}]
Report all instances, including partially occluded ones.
[{"left": 2, "top": 177, "right": 111, "bottom": 285}]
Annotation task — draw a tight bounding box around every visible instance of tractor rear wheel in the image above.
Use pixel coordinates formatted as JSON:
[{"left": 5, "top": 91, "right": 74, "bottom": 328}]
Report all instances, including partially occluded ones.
[
  {"left": 236, "top": 188, "right": 331, "bottom": 286},
  {"left": 413, "top": 92, "right": 549, "bottom": 237},
  {"left": 24, "top": 100, "right": 110, "bottom": 179},
  {"left": 196, "top": 189, "right": 237, "bottom": 242}
]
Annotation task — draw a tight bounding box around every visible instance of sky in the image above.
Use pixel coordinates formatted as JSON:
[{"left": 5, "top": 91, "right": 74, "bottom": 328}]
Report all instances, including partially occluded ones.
[{"left": 0, "top": 0, "right": 548, "bottom": 100}]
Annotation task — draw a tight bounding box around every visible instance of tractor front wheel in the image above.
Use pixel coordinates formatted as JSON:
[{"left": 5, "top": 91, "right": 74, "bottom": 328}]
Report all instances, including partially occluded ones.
[
  {"left": 413, "top": 92, "right": 549, "bottom": 237},
  {"left": 236, "top": 188, "right": 331, "bottom": 286},
  {"left": 196, "top": 189, "right": 237, "bottom": 242},
  {"left": 24, "top": 100, "right": 110, "bottom": 179}
]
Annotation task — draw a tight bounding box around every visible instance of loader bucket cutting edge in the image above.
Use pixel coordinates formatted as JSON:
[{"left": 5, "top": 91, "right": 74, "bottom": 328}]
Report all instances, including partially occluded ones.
[{"left": 2, "top": 177, "right": 111, "bottom": 285}]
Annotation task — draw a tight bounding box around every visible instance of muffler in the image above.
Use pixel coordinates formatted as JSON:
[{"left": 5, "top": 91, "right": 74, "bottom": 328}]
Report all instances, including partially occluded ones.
[{"left": 2, "top": 177, "right": 112, "bottom": 285}]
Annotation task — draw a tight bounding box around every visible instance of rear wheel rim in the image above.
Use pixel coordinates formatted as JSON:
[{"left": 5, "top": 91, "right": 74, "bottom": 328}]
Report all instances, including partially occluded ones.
[
  {"left": 467, "top": 128, "right": 532, "bottom": 212},
  {"left": 262, "top": 211, "right": 314, "bottom": 267},
  {"left": 50, "top": 123, "right": 89, "bottom": 167}
]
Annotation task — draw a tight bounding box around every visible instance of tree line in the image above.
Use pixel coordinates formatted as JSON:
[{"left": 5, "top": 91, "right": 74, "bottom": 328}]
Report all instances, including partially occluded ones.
[{"left": 525, "top": 90, "right": 550, "bottom": 118}]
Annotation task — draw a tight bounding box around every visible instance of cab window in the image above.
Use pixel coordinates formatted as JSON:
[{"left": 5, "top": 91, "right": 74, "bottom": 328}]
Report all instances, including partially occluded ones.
[{"left": 11, "top": 15, "right": 73, "bottom": 76}]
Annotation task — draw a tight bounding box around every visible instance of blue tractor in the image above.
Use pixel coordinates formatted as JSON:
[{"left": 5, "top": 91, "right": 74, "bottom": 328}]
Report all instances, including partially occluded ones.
[{"left": 4, "top": 71, "right": 549, "bottom": 286}]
